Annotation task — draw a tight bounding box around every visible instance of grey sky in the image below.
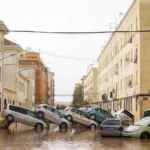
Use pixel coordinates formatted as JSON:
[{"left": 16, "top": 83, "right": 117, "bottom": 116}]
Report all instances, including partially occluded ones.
[{"left": 0, "top": 0, "right": 133, "bottom": 102}]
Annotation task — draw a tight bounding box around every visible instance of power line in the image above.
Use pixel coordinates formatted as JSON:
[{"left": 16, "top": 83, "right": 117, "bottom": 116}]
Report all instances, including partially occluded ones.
[
  {"left": 1, "top": 29, "right": 150, "bottom": 34},
  {"left": 30, "top": 48, "right": 96, "bottom": 62}
]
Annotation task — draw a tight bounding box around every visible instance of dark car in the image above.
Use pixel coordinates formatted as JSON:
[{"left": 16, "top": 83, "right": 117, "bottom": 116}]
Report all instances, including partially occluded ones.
[
  {"left": 86, "top": 107, "right": 113, "bottom": 123},
  {"left": 100, "top": 118, "right": 131, "bottom": 137}
]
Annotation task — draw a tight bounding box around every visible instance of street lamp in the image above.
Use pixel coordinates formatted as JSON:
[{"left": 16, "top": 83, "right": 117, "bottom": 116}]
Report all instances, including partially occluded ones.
[{"left": 0, "top": 54, "right": 16, "bottom": 61}]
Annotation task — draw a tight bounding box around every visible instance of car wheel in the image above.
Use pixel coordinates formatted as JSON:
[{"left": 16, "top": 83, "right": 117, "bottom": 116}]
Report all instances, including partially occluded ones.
[
  {"left": 90, "top": 124, "right": 96, "bottom": 129},
  {"left": 66, "top": 115, "right": 72, "bottom": 122},
  {"left": 6, "top": 115, "right": 14, "bottom": 122},
  {"left": 141, "top": 132, "right": 149, "bottom": 139},
  {"left": 35, "top": 123, "right": 43, "bottom": 129},
  {"left": 90, "top": 114, "right": 96, "bottom": 120},
  {"left": 37, "top": 112, "right": 44, "bottom": 119},
  {"left": 60, "top": 123, "right": 68, "bottom": 129}
]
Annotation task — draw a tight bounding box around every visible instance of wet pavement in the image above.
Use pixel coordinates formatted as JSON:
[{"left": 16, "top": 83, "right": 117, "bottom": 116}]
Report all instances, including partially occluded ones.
[{"left": 0, "top": 123, "right": 150, "bottom": 150}]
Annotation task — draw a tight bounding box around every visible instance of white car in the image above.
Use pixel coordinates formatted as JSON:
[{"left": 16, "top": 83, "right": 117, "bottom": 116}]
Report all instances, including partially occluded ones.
[
  {"left": 113, "top": 109, "right": 134, "bottom": 122},
  {"left": 63, "top": 107, "right": 98, "bottom": 129},
  {"left": 123, "top": 117, "right": 150, "bottom": 139},
  {"left": 1, "top": 104, "right": 48, "bottom": 129},
  {"left": 35, "top": 104, "right": 71, "bottom": 129}
]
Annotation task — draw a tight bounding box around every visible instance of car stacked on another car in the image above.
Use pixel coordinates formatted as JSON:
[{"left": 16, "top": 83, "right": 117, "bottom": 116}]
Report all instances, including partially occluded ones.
[
  {"left": 35, "top": 104, "right": 71, "bottom": 129},
  {"left": 1, "top": 104, "right": 48, "bottom": 129},
  {"left": 100, "top": 118, "right": 131, "bottom": 137},
  {"left": 86, "top": 106, "right": 113, "bottom": 123},
  {"left": 63, "top": 107, "right": 98, "bottom": 129},
  {"left": 123, "top": 117, "right": 150, "bottom": 139},
  {"left": 113, "top": 109, "right": 134, "bottom": 123}
]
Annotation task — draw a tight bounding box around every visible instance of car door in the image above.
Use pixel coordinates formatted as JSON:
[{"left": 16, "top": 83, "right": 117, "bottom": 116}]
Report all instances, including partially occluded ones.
[
  {"left": 43, "top": 106, "right": 55, "bottom": 123},
  {"left": 71, "top": 109, "right": 82, "bottom": 124},
  {"left": 53, "top": 108, "right": 64, "bottom": 125},
  {"left": 25, "top": 110, "right": 37, "bottom": 127},
  {"left": 97, "top": 108, "right": 106, "bottom": 122},
  {"left": 80, "top": 111, "right": 91, "bottom": 126}
]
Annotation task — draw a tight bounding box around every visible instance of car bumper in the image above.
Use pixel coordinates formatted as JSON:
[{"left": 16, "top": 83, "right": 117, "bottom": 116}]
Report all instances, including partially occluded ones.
[
  {"left": 100, "top": 131, "right": 122, "bottom": 137},
  {"left": 122, "top": 132, "right": 140, "bottom": 138}
]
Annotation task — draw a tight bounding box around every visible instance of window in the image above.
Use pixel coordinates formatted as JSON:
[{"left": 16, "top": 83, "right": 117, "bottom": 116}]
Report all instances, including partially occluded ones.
[
  {"left": 44, "top": 106, "right": 53, "bottom": 112},
  {"left": 19, "top": 82, "right": 25, "bottom": 92},
  {"left": 4, "top": 99, "right": 7, "bottom": 107},
  {"left": 9, "top": 105, "right": 27, "bottom": 115},
  {"left": 136, "top": 71, "right": 138, "bottom": 85},
  {"left": 136, "top": 97, "right": 138, "bottom": 111},
  {"left": 54, "top": 109, "right": 62, "bottom": 117},
  {"left": 27, "top": 110, "right": 35, "bottom": 117},
  {"left": 103, "top": 120, "right": 120, "bottom": 125},
  {"left": 13, "top": 101, "right": 15, "bottom": 105},
  {"left": 81, "top": 112, "right": 89, "bottom": 118},
  {"left": 0, "top": 98, "right": 1, "bottom": 112}
]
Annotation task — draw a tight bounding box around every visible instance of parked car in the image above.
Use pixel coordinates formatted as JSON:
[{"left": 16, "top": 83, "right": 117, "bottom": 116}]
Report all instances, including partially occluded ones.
[
  {"left": 35, "top": 104, "right": 71, "bottom": 129},
  {"left": 123, "top": 117, "right": 150, "bottom": 139},
  {"left": 63, "top": 107, "right": 98, "bottom": 129},
  {"left": 100, "top": 118, "right": 131, "bottom": 137},
  {"left": 86, "top": 107, "right": 113, "bottom": 123},
  {"left": 113, "top": 109, "right": 134, "bottom": 122},
  {"left": 144, "top": 109, "right": 150, "bottom": 117},
  {"left": 1, "top": 104, "right": 48, "bottom": 129}
]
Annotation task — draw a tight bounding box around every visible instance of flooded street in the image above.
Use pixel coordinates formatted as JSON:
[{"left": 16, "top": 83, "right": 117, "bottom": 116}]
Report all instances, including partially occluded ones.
[{"left": 0, "top": 123, "right": 150, "bottom": 150}]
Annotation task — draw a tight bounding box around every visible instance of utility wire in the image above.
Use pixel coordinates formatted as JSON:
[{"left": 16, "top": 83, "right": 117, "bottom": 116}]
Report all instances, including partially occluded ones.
[{"left": 1, "top": 29, "right": 150, "bottom": 34}]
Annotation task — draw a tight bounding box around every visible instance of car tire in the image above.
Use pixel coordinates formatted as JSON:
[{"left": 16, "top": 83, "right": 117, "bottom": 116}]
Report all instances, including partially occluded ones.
[
  {"left": 35, "top": 123, "right": 43, "bottom": 129},
  {"left": 37, "top": 112, "right": 44, "bottom": 119},
  {"left": 6, "top": 115, "right": 14, "bottom": 122},
  {"left": 90, "top": 114, "right": 96, "bottom": 120},
  {"left": 59, "top": 123, "right": 68, "bottom": 129},
  {"left": 66, "top": 115, "right": 72, "bottom": 122},
  {"left": 90, "top": 124, "right": 96, "bottom": 129},
  {"left": 140, "top": 132, "right": 149, "bottom": 139}
]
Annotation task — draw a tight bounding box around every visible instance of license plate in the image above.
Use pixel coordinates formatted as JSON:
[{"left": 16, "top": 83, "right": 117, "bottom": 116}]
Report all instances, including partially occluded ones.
[{"left": 106, "top": 128, "right": 115, "bottom": 131}]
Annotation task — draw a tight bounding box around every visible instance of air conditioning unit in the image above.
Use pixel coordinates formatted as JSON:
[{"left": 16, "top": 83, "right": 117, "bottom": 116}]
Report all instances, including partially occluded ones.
[
  {"left": 115, "top": 70, "right": 118, "bottom": 75},
  {"left": 124, "top": 56, "right": 129, "bottom": 61},
  {"left": 133, "top": 54, "right": 137, "bottom": 63}
]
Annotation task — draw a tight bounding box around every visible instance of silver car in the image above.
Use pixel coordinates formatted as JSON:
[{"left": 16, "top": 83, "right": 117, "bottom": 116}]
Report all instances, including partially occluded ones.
[
  {"left": 100, "top": 118, "right": 131, "bottom": 137},
  {"left": 1, "top": 104, "right": 48, "bottom": 129},
  {"left": 35, "top": 104, "right": 71, "bottom": 129},
  {"left": 63, "top": 107, "right": 98, "bottom": 129}
]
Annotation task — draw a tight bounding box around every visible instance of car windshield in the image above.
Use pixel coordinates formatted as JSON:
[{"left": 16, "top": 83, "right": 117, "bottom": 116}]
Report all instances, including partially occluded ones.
[{"left": 134, "top": 118, "right": 150, "bottom": 126}]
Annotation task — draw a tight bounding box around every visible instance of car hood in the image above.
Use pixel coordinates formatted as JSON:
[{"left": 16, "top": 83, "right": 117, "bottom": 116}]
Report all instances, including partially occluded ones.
[{"left": 124, "top": 125, "right": 142, "bottom": 132}]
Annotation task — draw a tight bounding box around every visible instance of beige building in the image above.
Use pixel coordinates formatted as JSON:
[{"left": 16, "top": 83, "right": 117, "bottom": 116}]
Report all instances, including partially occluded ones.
[
  {"left": 0, "top": 21, "right": 8, "bottom": 114},
  {"left": 3, "top": 39, "right": 22, "bottom": 108},
  {"left": 97, "top": 0, "right": 150, "bottom": 122},
  {"left": 84, "top": 68, "right": 98, "bottom": 104}
]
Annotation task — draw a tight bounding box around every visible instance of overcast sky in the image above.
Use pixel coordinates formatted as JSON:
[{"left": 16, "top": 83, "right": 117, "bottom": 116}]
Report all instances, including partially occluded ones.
[{"left": 0, "top": 0, "right": 133, "bottom": 102}]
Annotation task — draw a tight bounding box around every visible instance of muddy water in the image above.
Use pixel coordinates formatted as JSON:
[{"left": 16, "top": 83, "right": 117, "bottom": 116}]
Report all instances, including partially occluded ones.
[{"left": 0, "top": 123, "right": 150, "bottom": 150}]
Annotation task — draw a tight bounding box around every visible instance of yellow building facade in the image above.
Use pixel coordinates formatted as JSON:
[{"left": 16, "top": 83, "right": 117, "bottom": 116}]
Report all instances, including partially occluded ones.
[
  {"left": 97, "top": 0, "right": 150, "bottom": 122},
  {"left": 84, "top": 68, "right": 98, "bottom": 104}
]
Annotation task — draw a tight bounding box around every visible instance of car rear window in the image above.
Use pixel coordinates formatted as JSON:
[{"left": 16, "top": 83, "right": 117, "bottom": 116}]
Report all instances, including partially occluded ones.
[
  {"left": 103, "top": 120, "right": 120, "bottom": 125},
  {"left": 123, "top": 110, "right": 134, "bottom": 119},
  {"left": 144, "top": 110, "right": 150, "bottom": 117}
]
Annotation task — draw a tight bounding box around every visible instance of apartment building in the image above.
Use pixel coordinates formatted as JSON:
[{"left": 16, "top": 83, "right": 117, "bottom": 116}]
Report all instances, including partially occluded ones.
[
  {"left": 19, "top": 52, "right": 47, "bottom": 104},
  {"left": 97, "top": 0, "right": 150, "bottom": 121},
  {"left": 0, "top": 21, "right": 8, "bottom": 114},
  {"left": 84, "top": 68, "right": 98, "bottom": 105}
]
